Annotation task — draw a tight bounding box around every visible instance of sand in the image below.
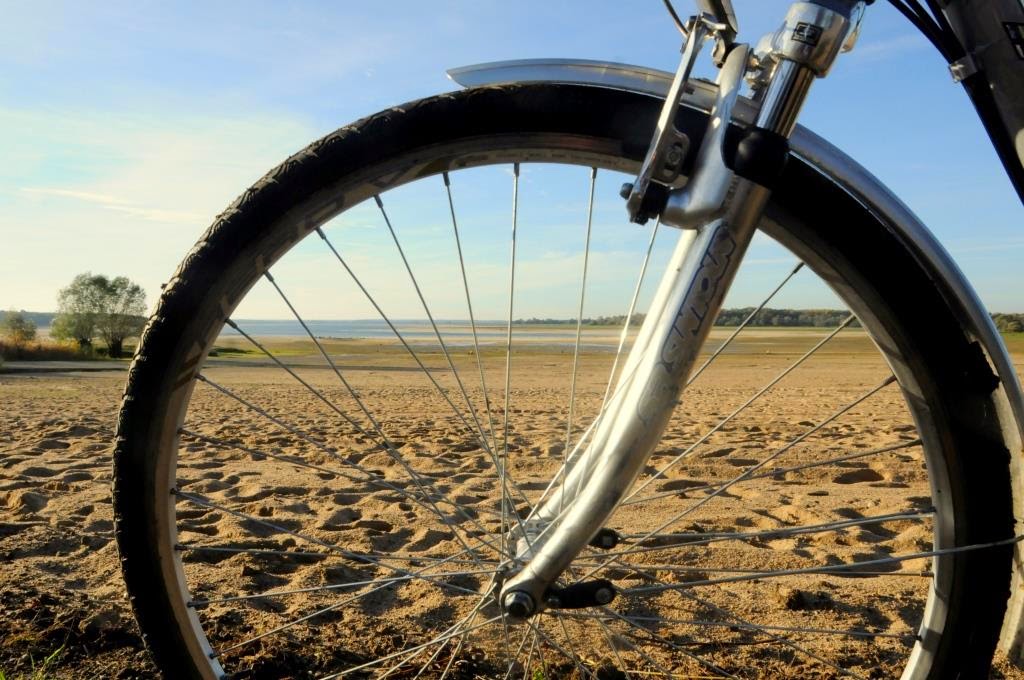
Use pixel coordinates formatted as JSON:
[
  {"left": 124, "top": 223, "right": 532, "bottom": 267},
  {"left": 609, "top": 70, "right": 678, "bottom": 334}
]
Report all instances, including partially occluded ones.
[{"left": 2, "top": 330, "right": 1024, "bottom": 678}]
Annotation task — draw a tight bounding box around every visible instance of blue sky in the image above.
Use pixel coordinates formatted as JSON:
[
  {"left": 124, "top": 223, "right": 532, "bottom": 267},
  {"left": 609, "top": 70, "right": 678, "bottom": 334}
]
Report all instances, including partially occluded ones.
[{"left": 2, "top": 1, "right": 1022, "bottom": 319}]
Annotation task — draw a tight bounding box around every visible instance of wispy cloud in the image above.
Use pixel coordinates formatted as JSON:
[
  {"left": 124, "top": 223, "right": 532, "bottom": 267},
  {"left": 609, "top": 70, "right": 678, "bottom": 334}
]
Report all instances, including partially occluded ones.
[
  {"left": 21, "top": 187, "right": 206, "bottom": 224},
  {"left": 0, "top": 105, "right": 315, "bottom": 312},
  {"left": 849, "top": 33, "right": 927, "bottom": 62}
]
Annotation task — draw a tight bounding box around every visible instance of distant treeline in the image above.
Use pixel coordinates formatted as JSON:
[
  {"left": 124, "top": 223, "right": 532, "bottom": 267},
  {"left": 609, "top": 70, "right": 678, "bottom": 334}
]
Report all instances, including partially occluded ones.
[
  {"left": 518, "top": 309, "right": 1024, "bottom": 331},
  {"left": 515, "top": 309, "right": 858, "bottom": 328}
]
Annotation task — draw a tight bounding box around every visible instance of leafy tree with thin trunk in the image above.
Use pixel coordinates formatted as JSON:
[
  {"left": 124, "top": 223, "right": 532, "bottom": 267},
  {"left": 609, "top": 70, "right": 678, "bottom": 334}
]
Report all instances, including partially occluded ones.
[
  {"left": 53, "top": 275, "right": 102, "bottom": 351},
  {"left": 1, "top": 310, "right": 37, "bottom": 348},
  {"left": 52, "top": 273, "right": 147, "bottom": 358}
]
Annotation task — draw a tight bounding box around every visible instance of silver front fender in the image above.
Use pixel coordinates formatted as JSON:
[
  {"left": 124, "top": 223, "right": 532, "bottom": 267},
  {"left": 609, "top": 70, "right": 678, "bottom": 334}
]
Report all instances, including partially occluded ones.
[{"left": 449, "top": 58, "right": 1024, "bottom": 662}]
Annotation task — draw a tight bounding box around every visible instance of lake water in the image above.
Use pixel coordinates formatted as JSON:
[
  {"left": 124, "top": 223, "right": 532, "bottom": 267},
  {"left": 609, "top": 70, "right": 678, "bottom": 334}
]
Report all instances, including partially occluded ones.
[{"left": 219, "top": 319, "right": 609, "bottom": 345}]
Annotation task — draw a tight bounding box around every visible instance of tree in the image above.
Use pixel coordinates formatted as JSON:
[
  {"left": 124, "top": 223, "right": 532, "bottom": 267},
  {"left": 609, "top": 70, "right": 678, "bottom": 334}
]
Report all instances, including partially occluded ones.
[
  {"left": 52, "top": 273, "right": 147, "bottom": 358},
  {"left": 1, "top": 310, "right": 37, "bottom": 348},
  {"left": 992, "top": 312, "right": 1024, "bottom": 333},
  {"left": 53, "top": 275, "right": 102, "bottom": 350}
]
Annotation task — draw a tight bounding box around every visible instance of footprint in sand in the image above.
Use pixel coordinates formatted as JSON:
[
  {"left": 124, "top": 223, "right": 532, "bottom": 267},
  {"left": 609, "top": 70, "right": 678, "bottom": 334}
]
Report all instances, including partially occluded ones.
[
  {"left": 657, "top": 479, "right": 706, "bottom": 492},
  {"left": 178, "top": 522, "right": 220, "bottom": 537},
  {"left": 4, "top": 489, "right": 48, "bottom": 514},
  {"left": 19, "top": 466, "right": 61, "bottom": 478},
  {"left": 832, "top": 468, "right": 885, "bottom": 484},
  {"left": 35, "top": 439, "right": 70, "bottom": 451},
  {"left": 320, "top": 508, "right": 362, "bottom": 530},
  {"left": 354, "top": 519, "right": 393, "bottom": 533},
  {"left": 700, "top": 447, "right": 735, "bottom": 458}
]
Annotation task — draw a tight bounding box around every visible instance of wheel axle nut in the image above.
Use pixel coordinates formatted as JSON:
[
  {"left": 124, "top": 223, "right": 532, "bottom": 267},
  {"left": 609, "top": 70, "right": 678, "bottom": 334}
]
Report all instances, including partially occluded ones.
[
  {"left": 594, "top": 586, "right": 615, "bottom": 605},
  {"left": 502, "top": 591, "right": 535, "bottom": 620}
]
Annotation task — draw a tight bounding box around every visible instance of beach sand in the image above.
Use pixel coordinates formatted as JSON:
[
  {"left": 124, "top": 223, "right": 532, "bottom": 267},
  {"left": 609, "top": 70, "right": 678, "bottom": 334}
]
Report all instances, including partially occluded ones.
[{"left": 2, "top": 330, "right": 1024, "bottom": 678}]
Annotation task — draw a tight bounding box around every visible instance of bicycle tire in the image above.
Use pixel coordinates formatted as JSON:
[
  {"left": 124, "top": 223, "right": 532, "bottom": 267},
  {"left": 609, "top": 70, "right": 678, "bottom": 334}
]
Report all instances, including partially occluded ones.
[{"left": 113, "top": 83, "right": 1014, "bottom": 679}]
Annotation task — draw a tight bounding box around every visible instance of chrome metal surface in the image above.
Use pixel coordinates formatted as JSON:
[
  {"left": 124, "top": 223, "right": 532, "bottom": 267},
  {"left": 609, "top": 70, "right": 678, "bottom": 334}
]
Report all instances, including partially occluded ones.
[
  {"left": 949, "top": 54, "right": 979, "bottom": 83},
  {"left": 841, "top": 2, "right": 866, "bottom": 52},
  {"left": 444, "top": 57, "right": 1024, "bottom": 436},
  {"left": 623, "top": 19, "right": 707, "bottom": 222},
  {"left": 501, "top": 43, "right": 782, "bottom": 613},
  {"left": 660, "top": 44, "right": 749, "bottom": 229},
  {"left": 445, "top": 59, "right": 690, "bottom": 97},
  {"left": 501, "top": 212, "right": 760, "bottom": 611},
  {"left": 696, "top": 0, "right": 739, "bottom": 38},
  {"left": 446, "top": 56, "right": 1024, "bottom": 659},
  {"left": 752, "top": 59, "right": 815, "bottom": 136},
  {"left": 769, "top": 2, "right": 854, "bottom": 76}
]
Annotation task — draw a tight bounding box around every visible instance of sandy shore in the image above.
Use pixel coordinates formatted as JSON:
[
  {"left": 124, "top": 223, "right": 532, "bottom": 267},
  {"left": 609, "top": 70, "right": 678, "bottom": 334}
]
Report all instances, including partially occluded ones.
[{"left": 2, "top": 330, "right": 1024, "bottom": 678}]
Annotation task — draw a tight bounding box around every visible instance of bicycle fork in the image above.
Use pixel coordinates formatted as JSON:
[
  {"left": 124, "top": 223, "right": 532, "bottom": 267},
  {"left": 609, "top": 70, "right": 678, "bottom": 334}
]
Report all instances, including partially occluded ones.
[{"left": 498, "top": 1, "right": 866, "bottom": 619}]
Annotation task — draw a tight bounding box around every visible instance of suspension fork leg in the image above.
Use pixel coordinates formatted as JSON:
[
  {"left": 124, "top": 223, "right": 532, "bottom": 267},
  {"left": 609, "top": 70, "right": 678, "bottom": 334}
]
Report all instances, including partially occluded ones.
[
  {"left": 500, "top": 191, "right": 767, "bottom": 617},
  {"left": 499, "top": 43, "right": 827, "bottom": 617}
]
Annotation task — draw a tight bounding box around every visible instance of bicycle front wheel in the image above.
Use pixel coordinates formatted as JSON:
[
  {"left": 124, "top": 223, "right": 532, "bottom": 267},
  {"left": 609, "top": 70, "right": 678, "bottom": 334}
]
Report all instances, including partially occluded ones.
[{"left": 114, "top": 83, "right": 1014, "bottom": 679}]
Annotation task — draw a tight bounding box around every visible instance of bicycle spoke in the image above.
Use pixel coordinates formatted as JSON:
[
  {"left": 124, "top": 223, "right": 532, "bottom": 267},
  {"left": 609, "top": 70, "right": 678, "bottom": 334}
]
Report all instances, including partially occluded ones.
[
  {"left": 175, "top": 490, "right": 486, "bottom": 592},
  {"left": 179, "top": 427, "right": 500, "bottom": 522},
  {"left": 219, "top": 318, "right": 365, "bottom": 434},
  {"left": 188, "top": 568, "right": 496, "bottom": 606},
  {"left": 316, "top": 220, "right": 536, "bottom": 546},
  {"left": 561, "top": 611, "right": 917, "bottom": 641},
  {"left": 527, "top": 616, "right": 596, "bottom": 679},
  {"left": 589, "top": 508, "right": 932, "bottom": 559},
  {"left": 622, "top": 533, "right": 1024, "bottom": 594},
  {"left": 323, "top": 615, "right": 504, "bottom": 679},
  {"left": 378, "top": 590, "right": 499, "bottom": 680},
  {"left": 587, "top": 553, "right": 872, "bottom": 679},
  {"left": 562, "top": 167, "right": 598, "bottom": 511},
  {"left": 579, "top": 364, "right": 897, "bottom": 582},
  {"left": 624, "top": 437, "right": 922, "bottom": 506},
  {"left": 686, "top": 260, "right": 805, "bottom": 387},
  {"left": 500, "top": 162, "right": 520, "bottom": 558},
  {"left": 674, "top": 589, "right": 869, "bottom": 679},
  {"left": 374, "top": 194, "right": 498, "bottom": 482},
  {"left": 625, "top": 315, "right": 857, "bottom": 502},
  {"left": 143, "top": 149, "right": 987, "bottom": 680},
  {"left": 633, "top": 374, "right": 899, "bottom": 543},
  {"left": 173, "top": 491, "right": 503, "bottom": 660},
  {"left": 261, "top": 272, "right": 519, "bottom": 558},
  {"left": 178, "top": 544, "right": 496, "bottom": 567},
  {"left": 179, "top": 394, "right": 501, "bottom": 553},
  {"left": 600, "top": 607, "right": 737, "bottom": 679},
  {"left": 444, "top": 171, "right": 499, "bottom": 457}
]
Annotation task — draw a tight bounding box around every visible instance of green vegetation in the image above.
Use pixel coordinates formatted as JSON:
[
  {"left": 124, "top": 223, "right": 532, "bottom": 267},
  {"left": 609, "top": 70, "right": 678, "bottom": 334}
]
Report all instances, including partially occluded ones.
[
  {"left": 1, "top": 310, "right": 37, "bottom": 347},
  {"left": 516, "top": 314, "right": 647, "bottom": 327},
  {"left": 0, "top": 644, "right": 64, "bottom": 680},
  {"left": 993, "top": 312, "right": 1024, "bottom": 333},
  {"left": 51, "top": 273, "right": 147, "bottom": 358},
  {"left": 715, "top": 307, "right": 862, "bottom": 327},
  {"left": 0, "top": 339, "right": 91, "bottom": 362},
  {"left": 0, "top": 310, "right": 83, "bottom": 361}
]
